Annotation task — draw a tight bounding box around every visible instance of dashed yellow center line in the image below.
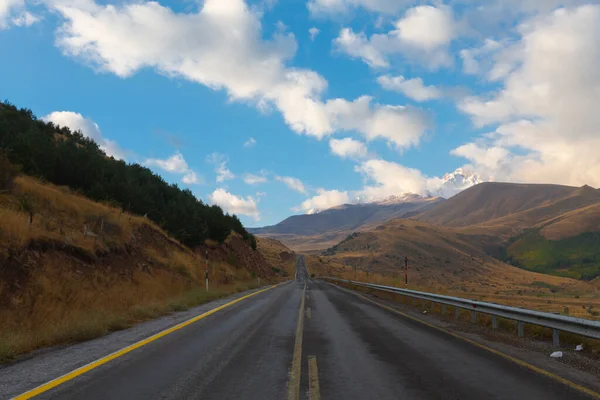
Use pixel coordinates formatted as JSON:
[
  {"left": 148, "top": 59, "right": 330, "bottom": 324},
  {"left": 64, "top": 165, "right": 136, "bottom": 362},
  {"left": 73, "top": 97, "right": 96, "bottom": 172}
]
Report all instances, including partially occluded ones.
[
  {"left": 287, "top": 284, "right": 306, "bottom": 400},
  {"left": 308, "top": 355, "right": 320, "bottom": 400},
  {"left": 13, "top": 283, "right": 285, "bottom": 400}
]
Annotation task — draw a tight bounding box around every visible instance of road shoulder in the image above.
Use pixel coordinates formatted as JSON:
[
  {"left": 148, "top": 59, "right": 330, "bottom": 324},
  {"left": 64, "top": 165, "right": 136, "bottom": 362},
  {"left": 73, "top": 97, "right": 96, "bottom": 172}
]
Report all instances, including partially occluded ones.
[
  {"left": 0, "top": 284, "right": 284, "bottom": 399},
  {"left": 328, "top": 281, "right": 600, "bottom": 396}
]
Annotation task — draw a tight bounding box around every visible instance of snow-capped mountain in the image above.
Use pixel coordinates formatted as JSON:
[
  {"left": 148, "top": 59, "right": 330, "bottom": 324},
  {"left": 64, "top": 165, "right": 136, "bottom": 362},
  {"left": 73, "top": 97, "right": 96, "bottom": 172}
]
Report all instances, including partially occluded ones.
[{"left": 433, "top": 168, "right": 483, "bottom": 199}]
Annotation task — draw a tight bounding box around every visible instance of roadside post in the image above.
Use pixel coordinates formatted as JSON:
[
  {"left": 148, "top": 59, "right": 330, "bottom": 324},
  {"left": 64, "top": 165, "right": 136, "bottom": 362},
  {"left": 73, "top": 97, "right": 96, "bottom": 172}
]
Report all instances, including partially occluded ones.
[
  {"left": 404, "top": 256, "right": 408, "bottom": 287},
  {"left": 205, "top": 250, "right": 209, "bottom": 292}
]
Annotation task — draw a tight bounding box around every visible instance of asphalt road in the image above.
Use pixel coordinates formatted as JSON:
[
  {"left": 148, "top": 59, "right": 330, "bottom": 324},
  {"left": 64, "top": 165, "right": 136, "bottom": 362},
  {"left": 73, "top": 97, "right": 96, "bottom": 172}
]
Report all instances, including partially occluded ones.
[{"left": 5, "top": 256, "right": 597, "bottom": 399}]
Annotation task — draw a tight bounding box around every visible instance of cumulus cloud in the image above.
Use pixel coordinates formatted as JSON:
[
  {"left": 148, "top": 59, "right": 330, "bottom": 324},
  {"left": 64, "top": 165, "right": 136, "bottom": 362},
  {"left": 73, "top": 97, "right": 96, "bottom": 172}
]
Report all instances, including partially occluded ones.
[
  {"left": 48, "top": 0, "right": 428, "bottom": 150},
  {"left": 378, "top": 75, "right": 442, "bottom": 102},
  {"left": 243, "top": 137, "right": 257, "bottom": 148},
  {"left": 456, "top": 5, "right": 600, "bottom": 187},
  {"left": 329, "top": 137, "right": 368, "bottom": 159},
  {"left": 206, "top": 153, "right": 235, "bottom": 183},
  {"left": 208, "top": 188, "right": 260, "bottom": 220},
  {"left": 145, "top": 152, "right": 204, "bottom": 185},
  {"left": 145, "top": 152, "right": 188, "bottom": 173},
  {"left": 355, "top": 159, "right": 483, "bottom": 200},
  {"left": 296, "top": 189, "right": 350, "bottom": 213},
  {"left": 43, "top": 111, "right": 126, "bottom": 160},
  {"left": 275, "top": 175, "right": 307, "bottom": 194},
  {"left": 0, "top": 0, "right": 40, "bottom": 29},
  {"left": 243, "top": 170, "right": 268, "bottom": 184},
  {"left": 309, "top": 27, "right": 319, "bottom": 41},
  {"left": 182, "top": 171, "right": 202, "bottom": 184},
  {"left": 335, "top": 5, "right": 456, "bottom": 69}
]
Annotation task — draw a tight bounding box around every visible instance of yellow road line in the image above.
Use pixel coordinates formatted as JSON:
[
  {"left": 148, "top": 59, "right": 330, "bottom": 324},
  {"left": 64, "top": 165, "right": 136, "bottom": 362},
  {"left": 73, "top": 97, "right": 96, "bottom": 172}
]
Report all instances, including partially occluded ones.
[
  {"left": 306, "top": 307, "right": 312, "bottom": 319},
  {"left": 287, "top": 284, "right": 306, "bottom": 400},
  {"left": 332, "top": 283, "right": 600, "bottom": 400},
  {"left": 14, "top": 283, "right": 284, "bottom": 400},
  {"left": 308, "top": 355, "right": 320, "bottom": 400}
]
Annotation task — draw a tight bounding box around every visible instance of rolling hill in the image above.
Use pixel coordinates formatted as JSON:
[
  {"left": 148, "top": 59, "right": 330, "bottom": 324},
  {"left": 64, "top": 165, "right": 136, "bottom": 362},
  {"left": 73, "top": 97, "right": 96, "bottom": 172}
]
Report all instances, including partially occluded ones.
[{"left": 413, "top": 182, "right": 589, "bottom": 227}]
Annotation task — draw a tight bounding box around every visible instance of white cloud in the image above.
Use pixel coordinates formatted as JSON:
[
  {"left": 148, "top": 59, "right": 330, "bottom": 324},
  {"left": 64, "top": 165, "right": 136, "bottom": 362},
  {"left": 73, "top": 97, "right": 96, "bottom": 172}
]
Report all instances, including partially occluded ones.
[
  {"left": 1, "top": 0, "right": 39, "bottom": 29},
  {"left": 208, "top": 188, "right": 260, "bottom": 220},
  {"left": 296, "top": 188, "right": 350, "bottom": 213},
  {"left": 48, "top": 0, "right": 428, "bottom": 150},
  {"left": 355, "top": 159, "right": 431, "bottom": 200},
  {"left": 355, "top": 158, "right": 483, "bottom": 200},
  {"left": 275, "top": 175, "right": 307, "bottom": 194},
  {"left": 329, "top": 137, "right": 368, "bottom": 159},
  {"left": 182, "top": 171, "right": 202, "bottom": 184},
  {"left": 243, "top": 170, "right": 268, "bottom": 184},
  {"left": 12, "top": 10, "right": 39, "bottom": 26},
  {"left": 207, "top": 153, "right": 235, "bottom": 183},
  {"left": 309, "top": 27, "right": 320, "bottom": 41},
  {"left": 456, "top": 5, "right": 600, "bottom": 187},
  {"left": 323, "top": 96, "right": 429, "bottom": 149},
  {"left": 335, "top": 5, "right": 456, "bottom": 69},
  {"left": 43, "top": 111, "right": 126, "bottom": 160},
  {"left": 145, "top": 152, "right": 189, "bottom": 173},
  {"left": 378, "top": 75, "right": 442, "bottom": 102},
  {"left": 308, "top": 0, "right": 412, "bottom": 16},
  {"left": 243, "top": 137, "right": 257, "bottom": 148},
  {"left": 145, "top": 152, "right": 203, "bottom": 185}
]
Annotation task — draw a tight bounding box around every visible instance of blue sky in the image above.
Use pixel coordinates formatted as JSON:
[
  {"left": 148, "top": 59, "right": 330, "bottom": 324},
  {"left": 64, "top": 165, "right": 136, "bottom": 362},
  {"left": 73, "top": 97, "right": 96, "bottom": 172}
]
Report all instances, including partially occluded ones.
[{"left": 2, "top": 0, "right": 600, "bottom": 227}]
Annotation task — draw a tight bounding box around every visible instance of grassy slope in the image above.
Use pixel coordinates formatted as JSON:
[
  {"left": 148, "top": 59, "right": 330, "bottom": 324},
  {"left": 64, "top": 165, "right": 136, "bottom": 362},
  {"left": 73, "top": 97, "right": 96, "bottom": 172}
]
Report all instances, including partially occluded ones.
[
  {"left": 0, "top": 176, "right": 277, "bottom": 361},
  {"left": 507, "top": 230, "right": 600, "bottom": 279},
  {"left": 256, "top": 237, "right": 296, "bottom": 277}
]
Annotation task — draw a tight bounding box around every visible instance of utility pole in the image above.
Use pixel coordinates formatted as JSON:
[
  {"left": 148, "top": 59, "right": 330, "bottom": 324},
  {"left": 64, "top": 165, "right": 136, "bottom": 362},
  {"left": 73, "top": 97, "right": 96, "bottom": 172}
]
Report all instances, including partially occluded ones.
[{"left": 205, "top": 250, "right": 209, "bottom": 292}]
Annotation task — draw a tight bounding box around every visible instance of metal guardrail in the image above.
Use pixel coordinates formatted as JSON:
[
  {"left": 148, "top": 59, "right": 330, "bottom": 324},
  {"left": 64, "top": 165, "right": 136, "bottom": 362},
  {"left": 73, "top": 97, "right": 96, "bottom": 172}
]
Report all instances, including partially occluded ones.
[{"left": 325, "top": 278, "right": 600, "bottom": 348}]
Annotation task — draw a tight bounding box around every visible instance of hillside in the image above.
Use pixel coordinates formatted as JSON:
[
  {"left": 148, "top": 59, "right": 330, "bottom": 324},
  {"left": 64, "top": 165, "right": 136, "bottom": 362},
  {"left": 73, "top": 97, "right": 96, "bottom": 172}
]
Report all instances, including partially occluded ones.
[
  {"left": 311, "top": 218, "right": 600, "bottom": 319},
  {"left": 0, "top": 101, "right": 256, "bottom": 249},
  {"left": 414, "top": 182, "right": 584, "bottom": 227},
  {"left": 0, "top": 175, "right": 278, "bottom": 361},
  {"left": 256, "top": 237, "right": 296, "bottom": 277}
]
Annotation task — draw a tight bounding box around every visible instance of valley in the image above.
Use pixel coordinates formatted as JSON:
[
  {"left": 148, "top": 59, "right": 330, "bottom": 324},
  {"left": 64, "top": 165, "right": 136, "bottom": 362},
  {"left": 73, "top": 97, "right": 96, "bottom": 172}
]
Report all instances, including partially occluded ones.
[{"left": 254, "top": 181, "right": 600, "bottom": 320}]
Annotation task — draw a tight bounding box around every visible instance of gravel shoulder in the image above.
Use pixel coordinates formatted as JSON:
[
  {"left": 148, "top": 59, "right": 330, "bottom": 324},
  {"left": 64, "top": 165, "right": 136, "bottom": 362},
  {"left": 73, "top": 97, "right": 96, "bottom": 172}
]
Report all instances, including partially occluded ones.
[{"left": 0, "top": 285, "right": 273, "bottom": 399}]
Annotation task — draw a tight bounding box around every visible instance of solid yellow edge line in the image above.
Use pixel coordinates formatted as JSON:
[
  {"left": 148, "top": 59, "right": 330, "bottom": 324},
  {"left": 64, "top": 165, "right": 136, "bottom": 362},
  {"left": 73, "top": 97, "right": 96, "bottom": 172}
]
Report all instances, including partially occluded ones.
[
  {"left": 331, "top": 282, "right": 600, "bottom": 400},
  {"left": 14, "top": 282, "right": 286, "bottom": 400},
  {"left": 287, "top": 283, "right": 306, "bottom": 400}
]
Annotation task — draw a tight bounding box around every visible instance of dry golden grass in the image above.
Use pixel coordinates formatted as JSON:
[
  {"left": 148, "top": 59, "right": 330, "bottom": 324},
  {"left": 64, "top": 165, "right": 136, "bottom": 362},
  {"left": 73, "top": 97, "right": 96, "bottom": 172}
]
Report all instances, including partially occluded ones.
[
  {"left": 0, "top": 176, "right": 264, "bottom": 361},
  {"left": 0, "top": 256, "right": 261, "bottom": 361},
  {"left": 256, "top": 237, "right": 295, "bottom": 277}
]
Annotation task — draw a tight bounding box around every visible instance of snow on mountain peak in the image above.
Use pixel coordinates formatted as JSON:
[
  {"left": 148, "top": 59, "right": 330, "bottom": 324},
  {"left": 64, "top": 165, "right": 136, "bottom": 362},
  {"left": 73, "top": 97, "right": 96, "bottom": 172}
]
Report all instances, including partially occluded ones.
[{"left": 435, "top": 168, "right": 483, "bottom": 198}]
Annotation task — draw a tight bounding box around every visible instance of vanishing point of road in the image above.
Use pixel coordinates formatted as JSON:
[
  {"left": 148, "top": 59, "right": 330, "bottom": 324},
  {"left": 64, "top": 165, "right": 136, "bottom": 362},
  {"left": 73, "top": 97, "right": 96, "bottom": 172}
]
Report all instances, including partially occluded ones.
[{"left": 3, "top": 256, "right": 597, "bottom": 400}]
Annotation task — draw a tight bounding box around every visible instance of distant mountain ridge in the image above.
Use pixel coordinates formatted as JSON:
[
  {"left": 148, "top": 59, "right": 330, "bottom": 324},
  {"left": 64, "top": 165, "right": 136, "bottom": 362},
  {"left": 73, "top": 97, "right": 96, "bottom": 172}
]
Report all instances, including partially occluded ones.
[{"left": 249, "top": 194, "right": 444, "bottom": 236}]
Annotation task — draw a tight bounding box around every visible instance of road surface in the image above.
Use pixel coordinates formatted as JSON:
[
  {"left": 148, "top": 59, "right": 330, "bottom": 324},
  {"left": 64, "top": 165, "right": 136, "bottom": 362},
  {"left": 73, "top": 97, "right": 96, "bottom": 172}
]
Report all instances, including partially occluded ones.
[{"left": 4, "top": 256, "right": 597, "bottom": 399}]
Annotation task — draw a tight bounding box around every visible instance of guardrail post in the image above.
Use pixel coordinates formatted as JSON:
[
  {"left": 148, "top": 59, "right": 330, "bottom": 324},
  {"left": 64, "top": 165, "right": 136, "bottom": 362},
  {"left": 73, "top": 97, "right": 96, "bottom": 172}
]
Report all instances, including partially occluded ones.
[
  {"left": 492, "top": 315, "right": 498, "bottom": 330},
  {"left": 412, "top": 298, "right": 417, "bottom": 306},
  {"left": 517, "top": 321, "right": 524, "bottom": 337},
  {"left": 422, "top": 299, "right": 426, "bottom": 310},
  {"left": 471, "top": 311, "right": 477, "bottom": 324},
  {"left": 441, "top": 304, "right": 446, "bottom": 316},
  {"left": 454, "top": 307, "right": 460, "bottom": 321},
  {"left": 553, "top": 329, "right": 560, "bottom": 348}
]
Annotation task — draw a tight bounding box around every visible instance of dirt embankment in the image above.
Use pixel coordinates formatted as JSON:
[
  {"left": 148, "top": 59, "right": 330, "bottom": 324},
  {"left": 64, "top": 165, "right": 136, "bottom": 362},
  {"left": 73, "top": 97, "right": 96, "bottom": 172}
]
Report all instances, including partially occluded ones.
[{"left": 0, "top": 176, "right": 277, "bottom": 361}]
